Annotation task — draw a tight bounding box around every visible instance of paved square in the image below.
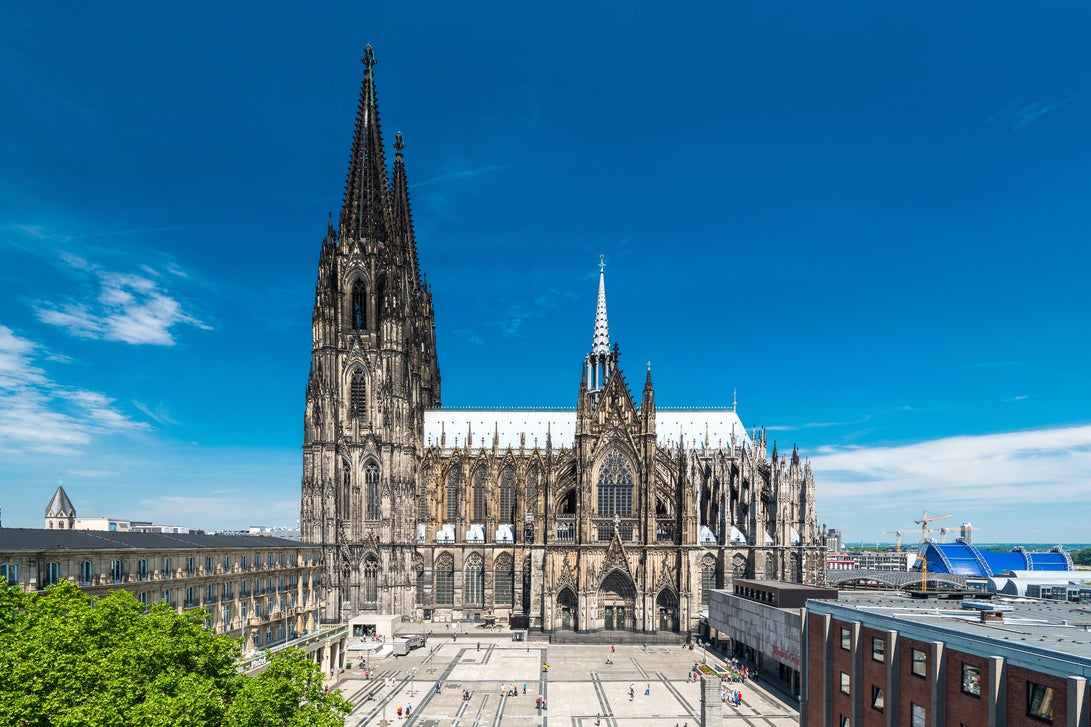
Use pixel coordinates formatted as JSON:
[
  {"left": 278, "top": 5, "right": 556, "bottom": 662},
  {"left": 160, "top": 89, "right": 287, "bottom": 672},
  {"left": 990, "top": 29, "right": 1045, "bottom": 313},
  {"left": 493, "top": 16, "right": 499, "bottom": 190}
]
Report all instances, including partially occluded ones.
[{"left": 334, "top": 636, "right": 799, "bottom": 726}]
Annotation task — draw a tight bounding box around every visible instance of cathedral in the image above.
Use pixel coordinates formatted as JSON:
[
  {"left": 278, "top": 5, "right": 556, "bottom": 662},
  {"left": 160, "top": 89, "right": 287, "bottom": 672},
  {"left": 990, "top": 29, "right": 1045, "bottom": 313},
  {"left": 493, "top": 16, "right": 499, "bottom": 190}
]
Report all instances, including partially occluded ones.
[{"left": 300, "top": 47, "right": 825, "bottom": 635}]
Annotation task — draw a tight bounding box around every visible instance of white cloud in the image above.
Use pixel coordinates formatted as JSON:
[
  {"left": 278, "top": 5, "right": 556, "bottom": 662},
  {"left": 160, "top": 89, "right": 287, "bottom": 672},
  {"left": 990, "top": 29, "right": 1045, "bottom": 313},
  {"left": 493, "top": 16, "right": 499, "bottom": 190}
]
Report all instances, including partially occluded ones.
[
  {"left": 811, "top": 424, "right": 1091, "bottom": 538},
  {"left": 0, "top": 325, "right": 147, "bottom": 455},
  {"left": 35, "top": 258, "right": 210, "bottom": 346}
]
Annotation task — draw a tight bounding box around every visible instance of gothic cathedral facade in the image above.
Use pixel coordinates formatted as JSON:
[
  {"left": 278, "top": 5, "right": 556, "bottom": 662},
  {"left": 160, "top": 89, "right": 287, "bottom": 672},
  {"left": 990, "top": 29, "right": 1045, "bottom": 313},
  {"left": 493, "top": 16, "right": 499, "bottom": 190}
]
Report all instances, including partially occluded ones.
[{"left": 301, "top": 47, "right": 825, "bottom": 635}]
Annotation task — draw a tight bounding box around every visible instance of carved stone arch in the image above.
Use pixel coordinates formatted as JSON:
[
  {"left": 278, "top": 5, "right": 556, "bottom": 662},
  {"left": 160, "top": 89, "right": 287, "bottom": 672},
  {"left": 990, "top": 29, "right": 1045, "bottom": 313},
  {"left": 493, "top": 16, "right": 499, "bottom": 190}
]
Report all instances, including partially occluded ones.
[
  {"left": 434, "top": 551, "right": 455, "bottom": 606},
  {"left": 557, "top": 556, "right": 576, "bottom": 591},
  {"left": 556, "top": 586, "right": 579, "bottom": 631},
  {"left": 654, "top": 586, "right": 680, "bottom": 632},
  {"left": 656, "top": 560, "right": 678, "bottom": 591},
  {"left": 342, "top": 267, "right": 371, "bottom": 331},
  {"left": 731, "top": 552, "right": 747, "bottom": 579}
]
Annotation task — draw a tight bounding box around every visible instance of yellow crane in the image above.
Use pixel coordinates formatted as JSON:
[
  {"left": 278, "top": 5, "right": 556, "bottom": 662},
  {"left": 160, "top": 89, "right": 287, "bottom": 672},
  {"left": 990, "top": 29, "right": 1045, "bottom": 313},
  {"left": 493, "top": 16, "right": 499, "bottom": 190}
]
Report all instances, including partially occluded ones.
[
  {"left": 914, "top": 511, "right": 953, "bottom": 591},
  {"left": 879, "top": 529, "right": 913, "bottom": 552}
]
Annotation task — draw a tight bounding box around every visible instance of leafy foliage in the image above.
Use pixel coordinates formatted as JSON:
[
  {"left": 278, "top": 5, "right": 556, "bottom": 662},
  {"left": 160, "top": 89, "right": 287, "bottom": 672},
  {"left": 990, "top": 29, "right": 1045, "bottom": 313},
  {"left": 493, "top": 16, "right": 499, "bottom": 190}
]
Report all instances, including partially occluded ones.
[
  {"left": 0, "top": 580, "right": 351, "bottom": 726},
  {"left": 1071, "top": 548, "right": 1091, "bottom": 566}
]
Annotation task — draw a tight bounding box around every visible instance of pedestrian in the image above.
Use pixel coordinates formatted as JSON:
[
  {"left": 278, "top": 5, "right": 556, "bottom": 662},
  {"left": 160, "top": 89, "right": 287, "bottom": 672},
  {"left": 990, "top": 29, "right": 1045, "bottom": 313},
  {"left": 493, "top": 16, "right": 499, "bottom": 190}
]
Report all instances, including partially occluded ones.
[
  {"left": 645, "top": 683, "right": 650, "bottom": 695},
  {"left": 477, "top": 642, "right": 480, "bottom": 651},
  {"left": 406, "top": 704, "right": 412, "bottom": 716},
  {"left": 611, "top": 644, "right": 615, "bottom": 652},
  {"left": 435, "top": 681, "right": 441, "bottom": 694},
  {"left": 536, "top": 696, "right": 542, "bottom": 710},
  {"left": 596, "top": 714, "right": 601, "bottom": 726},
  {"left": 543, "top": 697, "right": 547, "bottom": 710},
  {"left": 396, "top": 704, "right": 402, "bottom": 718},
  {"left": 523, "top": 682, "right": 527, "bottom": 694}
]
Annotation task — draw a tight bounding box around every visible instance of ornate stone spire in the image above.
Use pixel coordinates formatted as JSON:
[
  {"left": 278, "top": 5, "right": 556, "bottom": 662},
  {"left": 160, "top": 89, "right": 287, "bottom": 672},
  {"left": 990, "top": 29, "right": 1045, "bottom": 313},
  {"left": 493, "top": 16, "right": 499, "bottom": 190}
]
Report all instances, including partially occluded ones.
[
  {"left": 391, "top": 131, "right": 420, "bottom": 289},
  {"left": 340, "top": 44, "right": 390, "bottom": 244},
  {"left": 592, "top": 254, "right": 610, "bottom": 355}
]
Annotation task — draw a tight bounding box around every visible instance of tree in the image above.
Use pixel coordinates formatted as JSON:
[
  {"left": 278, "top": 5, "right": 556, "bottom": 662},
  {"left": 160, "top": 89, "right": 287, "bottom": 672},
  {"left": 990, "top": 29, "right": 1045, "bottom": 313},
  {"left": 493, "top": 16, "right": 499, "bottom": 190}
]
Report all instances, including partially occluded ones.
[
  {"left": 1071, "top": 548, "right": 1091, "bottom": 567},
  {"left": 0, "top": 580, "right": 351, "bottom": 726}
]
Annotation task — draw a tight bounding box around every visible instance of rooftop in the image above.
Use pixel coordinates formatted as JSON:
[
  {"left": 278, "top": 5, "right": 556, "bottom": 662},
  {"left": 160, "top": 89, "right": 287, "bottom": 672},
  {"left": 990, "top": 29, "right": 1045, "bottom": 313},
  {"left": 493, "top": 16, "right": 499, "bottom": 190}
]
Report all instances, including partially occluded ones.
[
  {"left": 0, "top": 528, "right": 308, "bottom": 552},
  {"left": 808, "top": 590, "right": 1091, "bottom": 670}
]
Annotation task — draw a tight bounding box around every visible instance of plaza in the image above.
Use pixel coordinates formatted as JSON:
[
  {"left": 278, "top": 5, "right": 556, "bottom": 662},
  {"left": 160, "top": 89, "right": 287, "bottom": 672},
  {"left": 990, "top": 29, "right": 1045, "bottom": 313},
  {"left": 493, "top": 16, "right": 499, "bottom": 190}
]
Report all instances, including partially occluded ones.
[{"left": 333, "top": 635, "right": 800, "bottom": 726}]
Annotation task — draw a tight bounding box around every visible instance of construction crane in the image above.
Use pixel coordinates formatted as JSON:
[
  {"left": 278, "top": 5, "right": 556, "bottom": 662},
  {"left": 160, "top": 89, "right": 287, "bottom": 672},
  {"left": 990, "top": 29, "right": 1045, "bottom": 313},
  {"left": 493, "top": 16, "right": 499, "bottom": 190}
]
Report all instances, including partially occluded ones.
[
  {"left": 879, "top": 530, "right": 913, "bottom": 552},
  {"left": 914, "top": 511, "right": 953, "bottom": 591}
]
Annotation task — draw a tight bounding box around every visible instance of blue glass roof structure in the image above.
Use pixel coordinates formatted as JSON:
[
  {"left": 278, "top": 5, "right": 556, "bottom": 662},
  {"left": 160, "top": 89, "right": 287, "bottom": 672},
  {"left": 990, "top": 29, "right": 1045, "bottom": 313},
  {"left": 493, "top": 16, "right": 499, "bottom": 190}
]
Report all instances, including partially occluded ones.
[{"left": 913, "top": 540, "right": 1073, "bottom": 578}]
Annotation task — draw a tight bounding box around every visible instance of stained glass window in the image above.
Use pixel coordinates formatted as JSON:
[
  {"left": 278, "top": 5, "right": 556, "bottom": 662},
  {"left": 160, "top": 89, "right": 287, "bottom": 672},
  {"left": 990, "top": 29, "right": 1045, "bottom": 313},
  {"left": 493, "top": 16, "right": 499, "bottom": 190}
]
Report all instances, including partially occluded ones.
[
  {"left": 499, "top": 467, "right": 516, "bottom": 523},
  {"left": 351, "top": 280, "right": 366, "bottom": 330},
  {"left": 472, "top": 468, "right": 486, "bottom": 522},
  {"left": 446, "top": 468, "right": 462, "bottom": 522},
  {"left": 364, "top": 461, "right": 381, "bottom": 521},
  {"left": 597, "top": 449, "right": 633, "bottom": 516},
  {"left": 350, "top": 370, "right": 366, "bottom": 421}
]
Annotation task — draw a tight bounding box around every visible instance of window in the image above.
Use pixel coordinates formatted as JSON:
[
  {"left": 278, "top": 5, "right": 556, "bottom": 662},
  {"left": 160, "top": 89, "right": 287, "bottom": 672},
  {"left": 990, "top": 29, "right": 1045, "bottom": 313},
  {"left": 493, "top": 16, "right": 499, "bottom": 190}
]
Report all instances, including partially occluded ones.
[
  {"left": 279, "top": 553, "right": 285, "bottom": 568},
  {"left": 223, "top": 555, "right": 231, "bottom": 572},
  {"left": 111, "top": 559, "right": 124, "bottom": 583},
  {"left": 138, "top": 559, "right": 148, "bottom": 581},
  {"left": 495, "top": 554, "right": 514, "bottom": 605},
  {"left": 0, "top": 563, "right": 17, "bottom": 585},
  {"left": 138, "top": 592, "right": 149, "bottom": 606},
  {"left": 465, "top": 555, "right": 484, "bottom": 606},
  {"left": 186, "top": 557, "right": 195, "bottom": 577},
  {"left": 186, "top": 587, "right": 196, "bottom": 607},
  {"left": 363, "top": 557, "right": 379, "bottom": 604},
  {"left": 701, "top": 564, "right": 716, "bottom": 606},
  {"left": 163, "top": 589, "right": 172, "bottom": 606},
  {"left": 435, "top": 555, "right": 454, "bottom": 605},
  {"left": 206, "top": 585, "right": 215, "bottom": 603},
  {"left": 871, "top": 685, "right": 884, "bottom": 712},
  {"left": 222, "top": 582, "right": 233, "bottom": 600},
  {"left": 446, "top": 468, "right": 462, "bottom": 522},
  {"left": 415, "top": 563, "right": 426, "bottom": 604},
  {"left": 350, "top": 279, "right": 367, "bottom": 330},
  {"left": 240, "top": 555, "right": 248, "bottom": 571},
  {"left": 871, "top": 637, "right": 884, "bottom": 662},
  {"left": 961, "top": 663, "right": 981, "bottom": 697},
  {"left": 350, "top": 370, "right": 366, "bottom": 421},
  {"left": 222, "top": 605, "right": 232, "bottom": 627},
  {"left": 911, "top": 648, "right": 927, "bottom": 677},
  {"left": 43, "top": 562, "right": 61, "bottom": 587},
  {"left": 1028, "top": 682, "right": 1054, "bottom": 722},
  {"left": 499, "top": 467, "right": 516, "bottom": 524},
  {"left": 910, "top": 703, "right": 926, "bottom": 727},
  {"left": 840, "top": 717, "right": 850, "bottom": 727},
  {"left": 205, "top": 556, "right": 213, "bottom": 574},
  {"left": 163, "top": 558, "right": 172, "bottom": 579},
  {"left": 840, "top": 672, "right": 850, "bottom": 695},
  {"left": 840, "top": 627, "right": 851, "bottom": 650},
  {"left": 526, "top": 467, "right": 539, "bottom": 514},
  {"left": 364, "top": 461, "right": 381, "bottom": 521},
  {"left": 80, "top": 560, "right": 94, "bottom": 585},
  {"left": 472, "top": 468, "right": 486, "bottom": 522},
  {"left": 597, "top": 449, "right": 633, "bottom": 516}
]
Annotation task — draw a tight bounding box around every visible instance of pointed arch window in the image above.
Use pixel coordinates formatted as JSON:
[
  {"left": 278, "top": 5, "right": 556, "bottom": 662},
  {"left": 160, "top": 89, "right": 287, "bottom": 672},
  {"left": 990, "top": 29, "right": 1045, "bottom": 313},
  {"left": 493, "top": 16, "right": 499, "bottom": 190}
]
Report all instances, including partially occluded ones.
[
  {"left": 526, "top": 467, "right": 539, "bottom": 515},
  {"left": 434, "top": 553, "right": 454, "bottom": 605},
  {"left": 350, "top": 370, "right": 367, "bottom": 422},
  {"left": 446, "top": 468, "right": 463, "bottom": 522},
  {"left": 472, "top": 468, "right": 487, "bottom": 522},
  {"left": 495, "top": 553, "right": 514, "bottom": 606},
  {"left": 465, "top": 554, "right": 484, "bottom": 606},
  {"left": 701, "top": 556, "right": 718, "bottom": 606},
  {"left": 351, "top": 280, "right": 367, "bottom": 330},
  {"left": 597, "top": 449, "right": 633, "bottom": 517},
  {"left": 499, "top": 467, "right": 516, "bottom": 524},
  {"left": 364, "top": 461, "right": 381, "bottom": 521},
  {"left": 363, "top": 555, "right": 379, "bottom": 604}
]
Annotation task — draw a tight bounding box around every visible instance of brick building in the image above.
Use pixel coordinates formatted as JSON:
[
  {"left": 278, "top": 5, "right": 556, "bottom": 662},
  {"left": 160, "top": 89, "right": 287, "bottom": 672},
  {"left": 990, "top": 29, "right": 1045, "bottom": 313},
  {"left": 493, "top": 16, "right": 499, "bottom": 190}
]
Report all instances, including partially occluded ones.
[{"left": 803, "top": 592, "right": 1091, "bottom": 726}]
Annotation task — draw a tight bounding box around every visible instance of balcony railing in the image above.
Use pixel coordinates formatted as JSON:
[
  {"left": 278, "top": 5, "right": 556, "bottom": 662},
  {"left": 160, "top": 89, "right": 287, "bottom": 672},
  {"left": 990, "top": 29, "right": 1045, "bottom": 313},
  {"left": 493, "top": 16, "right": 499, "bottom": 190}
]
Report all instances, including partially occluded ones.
[{"left": 555, "top": 516, "right": 575, "bottom": 542}]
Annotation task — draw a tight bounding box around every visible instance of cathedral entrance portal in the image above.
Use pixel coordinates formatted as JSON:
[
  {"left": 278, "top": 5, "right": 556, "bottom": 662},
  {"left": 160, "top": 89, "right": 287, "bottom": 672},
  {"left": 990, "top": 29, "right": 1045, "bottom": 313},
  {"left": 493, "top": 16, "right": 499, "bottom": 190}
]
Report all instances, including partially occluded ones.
[
  {"left": 656, "top": 589, "right": 679, "bottom": 632},
  {"left": 599, "top": 570, "right": 636, "bottom": 632},
  {"left": 557, "top": 588, "right": 578, "bottom": 631}
]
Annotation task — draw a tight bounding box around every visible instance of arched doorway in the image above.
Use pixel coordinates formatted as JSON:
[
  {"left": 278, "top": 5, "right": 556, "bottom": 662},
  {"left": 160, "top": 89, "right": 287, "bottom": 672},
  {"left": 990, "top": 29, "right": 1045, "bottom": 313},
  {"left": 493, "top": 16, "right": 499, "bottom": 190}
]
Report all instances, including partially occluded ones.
[
  {"left": 557, "top": 588, "right": 578, "bottom": 631},
  {"left": 600, "top": 570, "right": 636, "bottom": 631},
  {"left": 656, "top": 589, "right": 678, "bottom": 632}
]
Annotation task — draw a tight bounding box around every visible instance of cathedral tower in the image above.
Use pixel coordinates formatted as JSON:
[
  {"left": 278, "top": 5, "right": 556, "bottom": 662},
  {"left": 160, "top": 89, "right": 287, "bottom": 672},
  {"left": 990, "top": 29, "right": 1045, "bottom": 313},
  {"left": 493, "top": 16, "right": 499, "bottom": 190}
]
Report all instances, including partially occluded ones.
[{"left": 301, "top": 46, "right": 440, "bottom": 622}]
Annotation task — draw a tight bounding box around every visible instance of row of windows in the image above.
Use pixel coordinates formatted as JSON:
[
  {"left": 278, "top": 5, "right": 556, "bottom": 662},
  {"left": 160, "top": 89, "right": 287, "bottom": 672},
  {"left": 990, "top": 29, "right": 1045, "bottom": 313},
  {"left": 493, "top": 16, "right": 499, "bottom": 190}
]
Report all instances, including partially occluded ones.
[
  {"left": 841, "top": 630, "right": 1053, "bottom": 723},
  {"left": 1, "top": 560, "right": 310, "bottom": 591}
]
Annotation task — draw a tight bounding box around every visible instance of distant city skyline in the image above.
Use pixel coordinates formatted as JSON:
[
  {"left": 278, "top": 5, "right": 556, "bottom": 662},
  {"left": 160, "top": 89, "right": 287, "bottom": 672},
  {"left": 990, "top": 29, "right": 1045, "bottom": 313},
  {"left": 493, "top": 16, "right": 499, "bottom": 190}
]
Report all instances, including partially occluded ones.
[{"left": 2, "top": 2, "right": 1089, "bottom": 542}]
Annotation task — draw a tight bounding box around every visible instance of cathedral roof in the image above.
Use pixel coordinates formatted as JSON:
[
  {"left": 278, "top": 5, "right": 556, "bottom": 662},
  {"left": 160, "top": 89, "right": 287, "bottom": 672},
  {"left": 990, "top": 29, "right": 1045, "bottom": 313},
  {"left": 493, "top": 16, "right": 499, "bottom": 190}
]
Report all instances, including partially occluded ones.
[
  {"left": 423, "top": 408, "right": 751, "bottom": 452},
  {"left": 44, "top": 484, "right": 75, "bottom": 518}
]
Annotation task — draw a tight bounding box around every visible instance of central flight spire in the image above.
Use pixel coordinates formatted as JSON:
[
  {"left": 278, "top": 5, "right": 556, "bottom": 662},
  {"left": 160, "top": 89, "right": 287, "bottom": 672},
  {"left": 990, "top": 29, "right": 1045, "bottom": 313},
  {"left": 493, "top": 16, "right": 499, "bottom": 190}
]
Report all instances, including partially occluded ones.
[
  {"left": 592, "top": 254, "right": 610, "bottom": 355},
  {"left": 584, "top": 254, "right": 617, "bottom": 402}
]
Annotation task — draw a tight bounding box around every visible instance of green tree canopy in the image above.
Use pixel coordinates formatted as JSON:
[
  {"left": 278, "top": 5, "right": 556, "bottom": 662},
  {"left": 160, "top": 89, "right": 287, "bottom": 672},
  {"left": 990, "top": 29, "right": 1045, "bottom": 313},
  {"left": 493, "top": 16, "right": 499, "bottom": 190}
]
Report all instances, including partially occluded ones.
[
  {"left": 1071, "top": 548, "right": 1091, "bottom": 567},
  {"left": 0, "top": 580, "right": 351, "bottom": 726}
]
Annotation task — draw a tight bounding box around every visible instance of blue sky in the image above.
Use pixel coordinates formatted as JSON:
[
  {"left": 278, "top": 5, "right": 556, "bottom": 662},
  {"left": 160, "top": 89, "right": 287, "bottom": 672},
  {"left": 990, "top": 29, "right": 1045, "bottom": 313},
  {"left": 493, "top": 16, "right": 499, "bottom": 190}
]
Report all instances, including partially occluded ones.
[{"left": 2, "top": 2, "right": 1089, "bottom": 543}]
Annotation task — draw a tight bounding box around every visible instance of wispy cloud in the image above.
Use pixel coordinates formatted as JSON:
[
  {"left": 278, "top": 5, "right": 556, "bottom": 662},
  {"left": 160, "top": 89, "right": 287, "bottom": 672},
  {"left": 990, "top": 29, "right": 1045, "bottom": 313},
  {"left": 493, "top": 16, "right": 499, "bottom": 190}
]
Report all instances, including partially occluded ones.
[
  {"left": 133, "top": 400, "right": 180, "bottom": 426},
  {"left": 766, "top": 415, "right": 872, "bottom": 432},
  {"left": 34, "top": 255, "right": 210, "bottom": 345},
  {"left": 0, "top": 325, "right": 147, "bottom": 455},
  {"left": 811, "top": 424, "right": 1091, "bottom": 528},
  {"left": 411, "top": 164, "right": 510, "bottom": 189},
  {"left": 499, "top": 288, "right": 580, "bottom": 337},
  {"left": 988, "top": 96, "right": 1076, "bottom": 131},
  {"left": 452, "top": 328, "right": 484, "bottom": 345}
]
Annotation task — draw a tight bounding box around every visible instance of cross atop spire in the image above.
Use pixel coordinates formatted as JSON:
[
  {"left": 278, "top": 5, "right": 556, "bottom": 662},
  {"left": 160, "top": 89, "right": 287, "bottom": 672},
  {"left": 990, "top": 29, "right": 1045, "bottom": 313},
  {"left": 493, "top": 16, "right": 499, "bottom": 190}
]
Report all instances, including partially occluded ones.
[{"left": 362, "top": 44, "right": 375, "bottom": 68}]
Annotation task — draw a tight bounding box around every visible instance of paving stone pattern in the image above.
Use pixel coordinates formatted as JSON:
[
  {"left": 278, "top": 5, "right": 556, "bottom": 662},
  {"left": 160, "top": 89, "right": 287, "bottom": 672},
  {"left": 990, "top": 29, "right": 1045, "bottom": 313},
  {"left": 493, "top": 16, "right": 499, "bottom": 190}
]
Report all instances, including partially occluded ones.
[{"left": 334, "top": 637, "right": 799, "bottom": 726}]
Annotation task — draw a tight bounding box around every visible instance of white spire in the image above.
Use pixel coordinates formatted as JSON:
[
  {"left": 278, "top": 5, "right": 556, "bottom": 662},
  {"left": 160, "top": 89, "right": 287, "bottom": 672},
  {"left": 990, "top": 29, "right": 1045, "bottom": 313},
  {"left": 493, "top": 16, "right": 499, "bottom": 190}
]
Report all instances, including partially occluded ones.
[{"left": 592, "top": 254, "right": 609, "bottom": 355}]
